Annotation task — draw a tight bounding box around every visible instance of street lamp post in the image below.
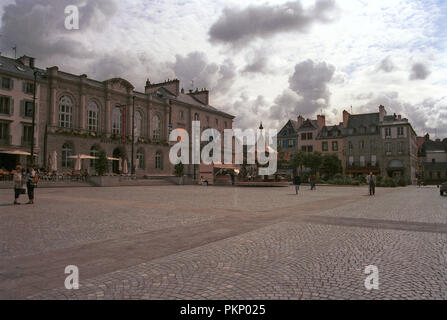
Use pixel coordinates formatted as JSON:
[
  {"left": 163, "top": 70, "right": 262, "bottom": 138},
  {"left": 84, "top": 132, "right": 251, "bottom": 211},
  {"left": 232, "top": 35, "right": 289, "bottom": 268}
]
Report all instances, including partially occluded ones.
[
  {"left": 31, "top": 70, "right": 42, "bottom": 167},
  {"left": 117, "top": 96, "right": 136, "bottom": 175}
]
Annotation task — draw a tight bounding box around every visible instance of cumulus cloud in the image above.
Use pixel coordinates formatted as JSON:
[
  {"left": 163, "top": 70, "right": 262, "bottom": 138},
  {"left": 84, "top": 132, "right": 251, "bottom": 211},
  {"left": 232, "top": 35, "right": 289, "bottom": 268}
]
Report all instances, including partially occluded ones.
[
  {"left": 209, "top": 0, "right": 337, "bottom": 47},
  {"left": 378, "top": 56, "right": 395, "bottom": 73},
  {"left": 269, "top": 59, "right": 335, "bottom": 120},
  {"left": 242, "top": 55, "right": 269, "bottom": 74},
  {"left": 225, "top": 93, "right": 270, "bottom": 130},
  {"left": 0, "top": 0, "right": 117, "bottom": 60},
  {"left": 170, "top": 51, "right": 236, "bottom": 95},
  {"left": 410, "top": 62, "right": 431, "bottom": 80}
]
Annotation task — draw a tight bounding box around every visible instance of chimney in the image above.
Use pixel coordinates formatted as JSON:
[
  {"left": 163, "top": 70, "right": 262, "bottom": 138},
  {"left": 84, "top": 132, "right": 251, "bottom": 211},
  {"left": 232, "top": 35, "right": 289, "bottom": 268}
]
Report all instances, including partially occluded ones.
[
  {"left": 379, "top": 105, "right": 386, "bottom": 121},
  {"left": 29, "top": 57, "right": 35, "bottom": 69},
  {"left": 317, "top": 115, "right": 326, "bottom": 128},
  {"left": 297, "top": 115, "right": 304, "bottom": 127},
  {"left": 342, "top": 110, "right": 350, "bottom": 128},
  {"left": 188, "top": 88, "right": 209, "bottom": 105}
]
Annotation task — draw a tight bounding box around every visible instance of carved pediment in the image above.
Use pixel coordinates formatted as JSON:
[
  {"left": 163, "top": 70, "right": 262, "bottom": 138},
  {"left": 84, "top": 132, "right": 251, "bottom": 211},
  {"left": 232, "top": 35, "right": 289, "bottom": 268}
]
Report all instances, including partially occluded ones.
[{"left": 104, "top": 78, "right": 135, "bottom": 93}]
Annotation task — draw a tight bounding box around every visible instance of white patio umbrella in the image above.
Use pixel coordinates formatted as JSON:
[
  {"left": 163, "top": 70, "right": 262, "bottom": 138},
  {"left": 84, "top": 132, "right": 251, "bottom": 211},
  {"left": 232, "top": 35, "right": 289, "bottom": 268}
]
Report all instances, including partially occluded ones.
[
  {"left": 122, "top": 159, "right": 128, "bottom": 174},
  {"left": 118, "top": 158, "right": 123, "bottom": 172},
  {"left": 74, "top": 154, "right": 82, "bottom": 171},
  {"left": 50, "top": 151, "right": 57, "bottom": 172},
  {"left": 135, "top": 158, "right": 140, "bottom": 170}
]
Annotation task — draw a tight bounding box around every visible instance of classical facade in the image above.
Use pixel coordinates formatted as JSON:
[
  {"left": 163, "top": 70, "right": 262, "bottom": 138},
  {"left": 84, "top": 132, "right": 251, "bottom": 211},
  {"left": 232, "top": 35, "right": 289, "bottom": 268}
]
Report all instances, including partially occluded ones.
[
  {"left": 0, "top": 55, "right": 44, "bottom": 170},
  {"left": 0, "top": 53, "right": 235, "bottom": 178}
]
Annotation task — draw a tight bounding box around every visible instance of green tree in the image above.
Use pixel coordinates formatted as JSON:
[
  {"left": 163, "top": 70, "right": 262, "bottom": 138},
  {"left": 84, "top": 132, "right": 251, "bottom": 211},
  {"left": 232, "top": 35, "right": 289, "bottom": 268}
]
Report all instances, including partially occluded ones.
[
  {"left": 304, "top": 152, "right": 323, "bottom": 174},
  {"left": 174, "top": 161, "right": 184, "bottom": 177},
  {"left": 95, "top": 149, "right": 109, "bottom": 176},
  {"left": 290, "top": 151, "right": 307, "bottom": 174},
  {"left": 322, "top": 154, "right": 342, "bottom": 177}
]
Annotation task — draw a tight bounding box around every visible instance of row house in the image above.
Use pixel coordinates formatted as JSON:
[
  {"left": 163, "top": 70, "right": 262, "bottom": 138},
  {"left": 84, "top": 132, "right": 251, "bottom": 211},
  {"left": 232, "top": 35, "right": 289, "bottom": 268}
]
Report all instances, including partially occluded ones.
[
  {"left": 0, "top": 55, "right": 43, "bottom": 170},
  {"left": 418, "top": 135, "right": 447, "bottom": 184},
  {"left": 277, "top": 105, "right": 419, "bottom": 184}
]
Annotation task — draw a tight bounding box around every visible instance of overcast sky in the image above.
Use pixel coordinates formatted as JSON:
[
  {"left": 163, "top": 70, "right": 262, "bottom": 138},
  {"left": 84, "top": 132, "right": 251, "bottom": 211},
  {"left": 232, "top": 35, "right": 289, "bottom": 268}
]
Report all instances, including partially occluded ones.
[{"left": 1, "top": 0, "right": 446, "bottom": 136}]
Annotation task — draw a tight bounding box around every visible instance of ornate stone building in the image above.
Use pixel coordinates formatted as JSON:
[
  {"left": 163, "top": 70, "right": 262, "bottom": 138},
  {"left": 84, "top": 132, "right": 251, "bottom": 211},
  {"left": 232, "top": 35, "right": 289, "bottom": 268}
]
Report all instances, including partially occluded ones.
[{"left": 35, "top": 63, "right": 234, "bottom": 178}]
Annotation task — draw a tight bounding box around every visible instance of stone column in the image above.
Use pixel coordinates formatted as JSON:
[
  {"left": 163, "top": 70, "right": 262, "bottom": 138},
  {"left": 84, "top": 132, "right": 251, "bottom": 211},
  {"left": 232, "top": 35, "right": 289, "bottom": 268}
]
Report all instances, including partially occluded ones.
[{"left": 79, "top": 75, "right": 87, "bottom": 130}]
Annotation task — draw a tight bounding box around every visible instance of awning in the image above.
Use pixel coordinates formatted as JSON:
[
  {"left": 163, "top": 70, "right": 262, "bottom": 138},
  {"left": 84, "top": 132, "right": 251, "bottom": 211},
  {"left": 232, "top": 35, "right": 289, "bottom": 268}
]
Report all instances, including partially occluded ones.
[
  {"left": 68, "top": 154, "right": 98, "bottom": 160},
  {"left": 0, "top": 149, "right": 31, "bottom": 156}
]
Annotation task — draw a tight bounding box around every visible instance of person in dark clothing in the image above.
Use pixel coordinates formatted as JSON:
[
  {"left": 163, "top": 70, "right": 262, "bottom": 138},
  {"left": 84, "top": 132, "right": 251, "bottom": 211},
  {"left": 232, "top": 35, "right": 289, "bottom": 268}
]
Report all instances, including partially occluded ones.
[
  {"left": 293, "top": 174, "right": 301, "bottom": 195},
  {"left": 367, "top": 172, "right": 376, "bottom": 196},
  {"left": 25, "top": 167, "right": 38, "bottom": 204}
]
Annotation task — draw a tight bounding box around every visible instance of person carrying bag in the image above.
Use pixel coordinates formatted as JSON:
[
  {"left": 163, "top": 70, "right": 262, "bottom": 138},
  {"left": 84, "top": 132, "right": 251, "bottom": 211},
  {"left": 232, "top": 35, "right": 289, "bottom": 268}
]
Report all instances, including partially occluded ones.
[{"left": 13, "top": 165, "right": 26, "bottom": 205}]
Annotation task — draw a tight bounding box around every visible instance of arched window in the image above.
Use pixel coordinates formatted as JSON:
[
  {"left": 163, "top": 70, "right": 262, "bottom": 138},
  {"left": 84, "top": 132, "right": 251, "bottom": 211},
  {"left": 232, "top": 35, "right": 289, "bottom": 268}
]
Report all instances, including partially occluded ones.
[
  {"left": 112, "top": 107, "right": 122, "bottom": 135},
  {"left": 155, "top": 151, "right": 162, "bottom": 169},
  {"left": 136, "top": 149, "right": 145, "bottom": 169},
  {"left": 62, "top": 143, "right": 73, "bottom": 168},
  {"left": 194, "top": 113, "right": 199, "bottom": 121},
  {"left": 152, "top": 115, "right": 161, "bottom": 140},
  {"left": 59, "top": 96, "right": 73, "bottom": 128},
  {"left": 135, "top": 111, "right": 143, "bottom": 138},
  {"left": 90, "top": 145, "right": 99, "bottom": 168},
  {"left": 87, "top": 101, "right": 99, "bottom": 132}
]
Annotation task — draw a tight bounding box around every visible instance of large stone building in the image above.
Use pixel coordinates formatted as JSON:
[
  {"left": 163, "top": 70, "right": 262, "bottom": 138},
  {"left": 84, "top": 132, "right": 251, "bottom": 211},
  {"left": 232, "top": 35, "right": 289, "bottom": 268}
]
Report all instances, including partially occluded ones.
[
  {"left": 0, "top": 55, "right": 44, "bottom": 170},
  {"left": 418, "top": 135, "right": 447, "bottom": 184},
  {"left": 315, "top": 123, "right": 345, "bottom": 171},
  {"left": 343, "top": 105, "right": 418, "bottom": 184},
  {"left": 1, "top": 54, "right": 235, "bottom": 179}
]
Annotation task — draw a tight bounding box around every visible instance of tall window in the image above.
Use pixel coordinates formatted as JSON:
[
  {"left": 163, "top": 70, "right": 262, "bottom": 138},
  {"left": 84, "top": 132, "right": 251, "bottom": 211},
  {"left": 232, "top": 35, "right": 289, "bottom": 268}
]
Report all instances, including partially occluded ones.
[
  {"left": 371, "top": 155, "right": 377, "bottom": 166},
  {"left": 194, "top": 113, "right": 199, "bottom": 121},
  {"left": 332, "top": 141, "right": 339, "bottom": 151},
  {"left": 136, "top": 149, "right": 145, "bottom": 169},
  {"left": 155, "top": 151, "right": 162, "bottom": 169},
  {"left": 0, "top": 121, "right": 10, "bottom": 144},
  {"left": 135, "top": 111, "right": 143, "bottom": 138},
  {"left": 348, "top": 141, "right": 353, "bottom": 153},
  {"left": 90, "top": 146, "right": 99, "bottom": 168},
  {"left": 87, "top": 102, "right": 99, "bottom": 132},
  {"left": 1, "top": 77, "right": 12, "bottom": 90},
  {"left": 386, "top": 142, "right": 392, "bottom": 153},
  {"left": 360, "top": 140, "right": 365, "bottom": 150},
  {"left": 0, "top": 96, "right": 11, "bottom": 114},
  {"left": 397, "top": 141, "right": 404, "bottom": 153},
  {"left": 22, "top": 124, "right": 33, "bottom": 145},
  {"left": 152, "top": 115, "right": 161, "bottom": 140},
  {"left": 112, "top": 107, "right": 122, "bottom": 135},
  {"left": 62, "top": 143, "right": 73, "bottom": 168},
  {"left": 360, "top": 156, "right": 365, "bottom": 167},
  {"left": 385, "top": 127, "right": 392, "bottom": 138},
  {"left": 179, "top": 110, "right": 184, "bottom": 120},
  {"left": 322, "top": 141, "right": 329, "bottom": 151},
  {"left": 397, "top": 127, "right": 404, "bottom": 136},
  {"left": 59, "top": 96, "right": 73, "bottom": 128}
]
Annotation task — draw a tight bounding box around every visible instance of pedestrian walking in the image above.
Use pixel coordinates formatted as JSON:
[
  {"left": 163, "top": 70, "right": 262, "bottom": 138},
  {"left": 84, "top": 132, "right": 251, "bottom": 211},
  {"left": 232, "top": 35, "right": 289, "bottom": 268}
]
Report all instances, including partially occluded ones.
[
  {"left": 309, "top": 174, "right": 316, "bottom": 190},
  {"left": 293, "top": 174, "right": 301, "bottom": 195},
  {"left": 26, "top": 167, "right": 39, "bottom": 204},
  {"left": 367, "top": 172, "right": 376, "bottom": 196},
  {"left": 13, "top": 165, "right": 26, "bottom": 205}
]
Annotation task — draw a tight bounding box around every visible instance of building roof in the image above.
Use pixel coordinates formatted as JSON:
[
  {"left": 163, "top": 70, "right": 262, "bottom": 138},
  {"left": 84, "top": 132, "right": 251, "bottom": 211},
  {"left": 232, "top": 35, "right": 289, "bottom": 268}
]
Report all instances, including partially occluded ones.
[
  {"left": 422, "top": 140, "right": 447, "bottom": 152},
  {"left": 317, "top": 124, "right": 345, "bottom": 139},
  {"left": 0, "top": 55, "right": 45, "bottom": 80},
  {"left": 154, "top": 87, "right": 234, "bottom": 119},
  {"left": 347, "top": 112, "right": 380, "bottom": 129}
]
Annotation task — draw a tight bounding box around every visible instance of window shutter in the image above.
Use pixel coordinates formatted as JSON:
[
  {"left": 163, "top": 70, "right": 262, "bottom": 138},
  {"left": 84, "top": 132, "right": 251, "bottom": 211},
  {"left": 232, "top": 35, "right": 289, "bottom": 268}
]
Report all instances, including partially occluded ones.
[
  {"left": 9, "top": 98, "right": 14, "bottom": 115},
  {"left": 20, "top": 100, "right": 25, "bottom": 117}
]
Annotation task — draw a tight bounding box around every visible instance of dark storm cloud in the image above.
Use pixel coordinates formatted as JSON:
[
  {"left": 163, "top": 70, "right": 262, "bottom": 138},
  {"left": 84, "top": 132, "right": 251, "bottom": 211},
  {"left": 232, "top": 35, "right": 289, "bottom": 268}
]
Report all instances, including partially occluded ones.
[
  {"left": 0, "top": 0, "right": 117, "bottom": 60},
  {"left": 171, "top": 51, "right": 236, "bottom": 95},
  {"left": 209, "top": 0, "right": 337, "bottom": 47},
  {"left": 269, "top": 59, "right": 335, "bottom": 119},
  {"left": 242, "top": 55, "right": 268, "bottom": 74},
  {"left": 378, "top": 57, "right": 395, "bottom": 73},
  {"left": 410, "top": 62, "right": 430, "bottom": 80}
]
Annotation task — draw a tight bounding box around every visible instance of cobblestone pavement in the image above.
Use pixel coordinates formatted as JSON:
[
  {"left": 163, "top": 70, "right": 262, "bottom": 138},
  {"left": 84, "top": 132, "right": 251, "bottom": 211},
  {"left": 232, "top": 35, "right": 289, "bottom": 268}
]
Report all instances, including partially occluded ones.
[{"left": 1, "top": 185, "right": 446, "bottom": 299}]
